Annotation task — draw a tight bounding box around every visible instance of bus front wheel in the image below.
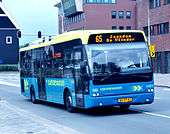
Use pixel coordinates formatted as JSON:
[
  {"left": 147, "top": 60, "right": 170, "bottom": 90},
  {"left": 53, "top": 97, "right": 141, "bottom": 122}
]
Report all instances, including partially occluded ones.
[{"left": 65, "top": 91, "right": 75, "bottom": 113}]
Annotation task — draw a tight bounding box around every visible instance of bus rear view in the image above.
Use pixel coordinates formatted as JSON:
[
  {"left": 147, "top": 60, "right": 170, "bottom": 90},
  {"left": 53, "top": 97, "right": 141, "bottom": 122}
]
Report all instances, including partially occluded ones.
[{"left": 83, "top": 31, "right": 154, "bottom": 109}]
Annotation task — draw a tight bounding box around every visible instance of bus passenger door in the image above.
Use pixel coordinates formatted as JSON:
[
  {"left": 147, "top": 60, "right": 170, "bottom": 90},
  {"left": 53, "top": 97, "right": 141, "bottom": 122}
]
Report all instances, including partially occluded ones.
[
  {"left": 33, "top": 48, "right": 47, "bottom": 101},
  {"left": 73, "top": 48, "right": 85, "bottom": 108},
  {"left": 37, "top": 64, "right": 47, "bottom": 100}
]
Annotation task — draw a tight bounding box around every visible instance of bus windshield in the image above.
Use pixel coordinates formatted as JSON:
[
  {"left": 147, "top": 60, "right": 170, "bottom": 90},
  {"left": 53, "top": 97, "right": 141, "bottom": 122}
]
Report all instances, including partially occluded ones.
[{"left": 85, "top": 43, "right": 152, "bottom": 84}]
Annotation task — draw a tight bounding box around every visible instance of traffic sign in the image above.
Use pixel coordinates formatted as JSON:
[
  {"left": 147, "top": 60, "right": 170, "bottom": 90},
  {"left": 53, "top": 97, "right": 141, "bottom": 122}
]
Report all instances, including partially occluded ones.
[{"left": 149, "top": 44, "right": 156, "bottom": 58}]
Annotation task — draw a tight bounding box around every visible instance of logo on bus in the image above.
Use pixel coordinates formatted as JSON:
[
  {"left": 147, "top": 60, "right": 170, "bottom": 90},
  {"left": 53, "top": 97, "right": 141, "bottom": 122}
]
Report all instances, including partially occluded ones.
[
  {"left": 47, "top": 80, "right": 65, "bottom": 87},
  {"left": 133, "top": 85, "right": 142, "bottom": 91}
]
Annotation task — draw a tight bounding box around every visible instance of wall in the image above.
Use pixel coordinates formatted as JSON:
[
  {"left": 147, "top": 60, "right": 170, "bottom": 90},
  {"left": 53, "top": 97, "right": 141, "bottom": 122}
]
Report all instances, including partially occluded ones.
[{"left": 0, "top": 29, "right": 19, "bottom": 64}]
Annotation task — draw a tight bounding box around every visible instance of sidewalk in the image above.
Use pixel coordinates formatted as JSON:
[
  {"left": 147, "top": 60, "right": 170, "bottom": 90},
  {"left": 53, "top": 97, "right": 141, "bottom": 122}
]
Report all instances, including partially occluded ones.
[
  {"left": 154, "top": 73, "right": 170, "bottom": 88},
  {"left": 0, "top": 99, "right": 82, "bottom": 134}
]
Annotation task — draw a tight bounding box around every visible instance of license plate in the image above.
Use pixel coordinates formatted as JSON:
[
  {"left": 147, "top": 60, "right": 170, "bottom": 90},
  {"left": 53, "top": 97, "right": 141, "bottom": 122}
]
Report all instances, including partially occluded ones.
[{"left": 118, "top": 98, "right": 133, "bottom": 103}]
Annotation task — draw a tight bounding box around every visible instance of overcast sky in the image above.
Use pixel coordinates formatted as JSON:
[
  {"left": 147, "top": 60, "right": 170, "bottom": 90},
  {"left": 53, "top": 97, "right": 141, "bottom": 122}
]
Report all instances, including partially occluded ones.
[{"left": 3, "top": 0, "right": 59, "bottom": 46}]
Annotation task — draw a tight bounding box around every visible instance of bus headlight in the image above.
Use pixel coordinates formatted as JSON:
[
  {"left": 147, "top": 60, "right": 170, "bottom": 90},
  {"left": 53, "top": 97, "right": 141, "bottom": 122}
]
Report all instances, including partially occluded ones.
[
  {"left": 92, "top": 93, "right": 97, "bottom": 97},
  {"left": 84, "top": 81, "right": 89, "bottom": 94},
  {"left": 147, "top": 88, "right": 154, "bottom": 92},
  {"left": 96, "top": 93, "right": 100, "bottom": 96}
]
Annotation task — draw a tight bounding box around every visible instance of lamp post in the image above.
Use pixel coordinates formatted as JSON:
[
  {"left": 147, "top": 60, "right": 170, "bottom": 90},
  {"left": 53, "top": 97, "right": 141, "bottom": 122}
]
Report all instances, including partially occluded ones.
[
  {"left": 147, "top": 0, "right": 151, "bottom": 46},
  {"left": 60, "top": 2, "right": 65, "bottom": 33}
]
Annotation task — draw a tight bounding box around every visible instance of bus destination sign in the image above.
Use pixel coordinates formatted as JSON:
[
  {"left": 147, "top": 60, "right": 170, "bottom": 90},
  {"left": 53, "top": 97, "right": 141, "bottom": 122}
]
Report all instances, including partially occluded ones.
[{"left": 88, "top": 33, "right": 145, "bottom": 44}]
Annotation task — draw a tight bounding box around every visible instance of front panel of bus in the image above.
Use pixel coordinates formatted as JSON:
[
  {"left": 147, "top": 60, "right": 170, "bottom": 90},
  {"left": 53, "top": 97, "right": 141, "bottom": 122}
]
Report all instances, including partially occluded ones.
[{"left": 83, "top": 32, "right": 154, "bottom": 108}]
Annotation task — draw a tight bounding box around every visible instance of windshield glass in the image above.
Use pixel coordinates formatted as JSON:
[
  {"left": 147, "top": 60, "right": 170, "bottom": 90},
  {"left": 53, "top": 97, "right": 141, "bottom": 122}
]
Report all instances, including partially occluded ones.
[{"left": 86, "top": 43, "right": 151, "bottom": 76}]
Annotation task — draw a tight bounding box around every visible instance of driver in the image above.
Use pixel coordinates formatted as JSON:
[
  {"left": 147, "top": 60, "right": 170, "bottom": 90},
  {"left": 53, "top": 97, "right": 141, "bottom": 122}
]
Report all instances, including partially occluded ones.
[{"left": 116, "top": 56, "right": 136, "bottom": 69}]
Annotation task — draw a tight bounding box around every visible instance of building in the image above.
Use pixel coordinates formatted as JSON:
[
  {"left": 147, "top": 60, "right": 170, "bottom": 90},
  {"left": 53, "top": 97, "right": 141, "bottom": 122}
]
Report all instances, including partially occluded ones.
[
  {"left": 0, "top": 1, "right": 19, "bottom": 64},
  {"left": 55, "top": 0, "right": 137, "bottom": 34},
  {"left": 56, "top": 0, "right": 170, "bottom": 73},
  {"left": 137, "top": 0, "right": 170, "bottom": 73}
]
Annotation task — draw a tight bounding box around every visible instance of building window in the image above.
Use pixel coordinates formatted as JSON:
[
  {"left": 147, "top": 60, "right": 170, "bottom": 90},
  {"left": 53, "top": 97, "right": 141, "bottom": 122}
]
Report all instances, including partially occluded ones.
[
  {"left": 126, "top": 11, "right": 131, "bottom": 19},
  {"left": 163, "top": 22, "right": 169, "bottom": 34},
  {"left": 158, "top": 22, "right": 169, "bottom": 34},
  {"left": 111, "top": 0, "right": 116, "bottom": 3},
  {"left": 143, "top": 22, "right": 169, "bottom": 36},
  {"left": 160, "top": 23, "right": 164, "bottom": 34},
  {"left": 6, "top": 36, "right": 13, "bottom": 45},
  {"left": 118, "top": 11, "right": 124, "bottom": 19},
  {"left": 119, "top": 26, "right": 124, "bottom": 30},
  {"left": 150, "top": 25, "right": 156, "bottom": 35},
  {"left": 164, "top": 0, "right": 170, "bottom": 4},
  {"left": 111, "top": 11, "right": 116, "bottom": 19},
  {"left": 126, "top": 26, "right": 131, "bottom": 30},
  {"left": 86, "top": 0, "right": 116, "bottom": 3},
  {"left": 165, "top": 51, "right": 170, "bottom": 73},
  {"left": 112, "top": 26, "right": 117, "bottom": 30},
  {"left": 149, "top": 0, "right": 160, "bottom": 9},
  {"left": 143, "top": 27, "right": 148, "bottom": 36}
]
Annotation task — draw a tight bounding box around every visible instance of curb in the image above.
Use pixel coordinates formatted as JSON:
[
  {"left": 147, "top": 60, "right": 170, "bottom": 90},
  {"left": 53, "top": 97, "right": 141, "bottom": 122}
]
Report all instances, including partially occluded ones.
[{"left": 155, "top": 85, "right": 170, "bottom": 88}]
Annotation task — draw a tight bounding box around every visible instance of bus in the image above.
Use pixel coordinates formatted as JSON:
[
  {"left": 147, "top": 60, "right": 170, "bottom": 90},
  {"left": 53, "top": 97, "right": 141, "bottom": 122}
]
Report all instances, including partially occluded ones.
[{"left": 19, "top": 30, "right": 154, "bottom": 112}]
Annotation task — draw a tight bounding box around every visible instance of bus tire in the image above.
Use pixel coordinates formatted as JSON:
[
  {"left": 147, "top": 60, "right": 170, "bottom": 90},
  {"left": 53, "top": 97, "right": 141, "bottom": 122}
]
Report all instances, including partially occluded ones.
[
  {"left": 64, "top": 90, "right": 75, "bottom": 113},
  {"left": 120, "top": 105, "right": 130, "bottom": 111},
  {"left": 30, "top": 87, "right": 37, "bottom": 104}
]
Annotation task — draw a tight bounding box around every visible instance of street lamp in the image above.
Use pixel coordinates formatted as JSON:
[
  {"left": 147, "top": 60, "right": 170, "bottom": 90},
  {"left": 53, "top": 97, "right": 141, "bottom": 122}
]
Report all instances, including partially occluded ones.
[
  {"left": 147, "top": 0, "right": 151, "bottom": 46},
  {"left": 60, "top": 2, "right": 65, "bottom": 33}
]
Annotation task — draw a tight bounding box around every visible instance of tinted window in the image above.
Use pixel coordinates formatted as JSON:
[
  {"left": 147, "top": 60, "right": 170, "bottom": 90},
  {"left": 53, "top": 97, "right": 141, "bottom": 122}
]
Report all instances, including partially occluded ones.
[
  {"left": 111, "top": 11, "right": 116, "bottom": 19},
  {"left": 118, "top": 11, "right": 124, "bottom": 19}
]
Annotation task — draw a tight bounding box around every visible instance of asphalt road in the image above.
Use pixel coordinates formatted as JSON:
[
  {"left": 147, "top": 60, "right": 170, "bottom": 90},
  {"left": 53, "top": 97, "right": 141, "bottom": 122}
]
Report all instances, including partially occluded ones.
[{"left": 0, "top": 72, "right": 170, "bottom": 134}]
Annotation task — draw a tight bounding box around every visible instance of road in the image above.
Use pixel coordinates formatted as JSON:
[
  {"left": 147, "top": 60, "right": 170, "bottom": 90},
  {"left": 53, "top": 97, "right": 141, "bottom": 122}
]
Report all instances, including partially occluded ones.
[{"left": 0, "top": 72, "right": 170, "bottom": 134}]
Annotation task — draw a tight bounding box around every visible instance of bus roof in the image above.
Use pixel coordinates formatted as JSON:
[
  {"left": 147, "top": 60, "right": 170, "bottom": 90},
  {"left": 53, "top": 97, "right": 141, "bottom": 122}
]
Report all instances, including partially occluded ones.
[{"left": 20, "top": 30, "right": 147, "bottom": 52}]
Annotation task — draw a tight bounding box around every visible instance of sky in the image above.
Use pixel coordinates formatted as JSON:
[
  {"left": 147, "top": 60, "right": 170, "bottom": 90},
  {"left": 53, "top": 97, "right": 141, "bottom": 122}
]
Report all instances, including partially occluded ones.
[{"left": 3, "top": 0, "right": 59, "bottom": 46}]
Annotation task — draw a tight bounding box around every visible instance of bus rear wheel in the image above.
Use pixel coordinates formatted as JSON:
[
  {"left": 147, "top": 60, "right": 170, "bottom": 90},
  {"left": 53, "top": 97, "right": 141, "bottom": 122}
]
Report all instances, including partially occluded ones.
[
  {"left": 65, "top": 91, "right": 75, "bottom": 113},
  {"left": 30, "top": 88, "right": 37, "bottom": 104}
]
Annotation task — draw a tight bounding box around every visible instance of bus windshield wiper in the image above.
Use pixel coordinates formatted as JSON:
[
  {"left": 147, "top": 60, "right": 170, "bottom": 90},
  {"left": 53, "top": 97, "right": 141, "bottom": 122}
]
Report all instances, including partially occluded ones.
[{"left": 100, "top": 71, "right": 120, "bottom": 82}]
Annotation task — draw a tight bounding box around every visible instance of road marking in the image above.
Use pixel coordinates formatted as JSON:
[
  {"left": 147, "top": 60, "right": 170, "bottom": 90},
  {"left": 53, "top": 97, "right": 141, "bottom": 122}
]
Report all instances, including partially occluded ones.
[
  {"left": 163, "top": 88, "right": 170, "bottom": 91},
  {"left": 132, "top": 109, "right": 170, "bottom": 119},
  {"left": 154, "top": 97, "right": 160, "bottom": 100},
  {"left": 143, "top": 112, "right": 170, "bottom": 119},
  {"left": 0, "top": 80, "right": 20, "bottom": 87}
]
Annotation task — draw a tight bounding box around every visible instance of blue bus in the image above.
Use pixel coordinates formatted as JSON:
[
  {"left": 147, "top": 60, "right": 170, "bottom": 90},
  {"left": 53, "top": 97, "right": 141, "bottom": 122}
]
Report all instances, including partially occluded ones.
[{"left": 19, "top": 30, "right": 154, "bottom": 112}]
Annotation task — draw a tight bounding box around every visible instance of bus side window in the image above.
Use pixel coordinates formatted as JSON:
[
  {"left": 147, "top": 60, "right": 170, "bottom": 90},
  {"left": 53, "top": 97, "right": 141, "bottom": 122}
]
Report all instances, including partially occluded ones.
[
  {"left": 52, "top": 49, "right": 64, "bottom": 78},
  {"left": 20, "top": 51, "right": 26, "bottom": 77},
  {"left": 64, "top": 48, "right": 74, "bottom": 78},
  {"left": 74, "top": 51, "right": 82, "bottom": 63},
  {"left": 22, "top": 51, "right": 32, "bottom": 77},
  {"left": 73, "top": 49, "right": 83, "bottom": 76},
  {"left": 42, "top": 47, "right": 53, "bottom": 77}
]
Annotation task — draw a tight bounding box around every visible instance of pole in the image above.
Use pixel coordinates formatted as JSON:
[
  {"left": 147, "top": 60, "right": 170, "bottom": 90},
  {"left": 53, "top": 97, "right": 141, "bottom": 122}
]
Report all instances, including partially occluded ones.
[
  {"left": 147, "top": 1, "right": 155, "bottom": 71},
  {"left": 60, "top": 2, "right": 64, "bottom": 33},
  {"left": 147, "top": 1, "right": 151, "bottom": 46}
]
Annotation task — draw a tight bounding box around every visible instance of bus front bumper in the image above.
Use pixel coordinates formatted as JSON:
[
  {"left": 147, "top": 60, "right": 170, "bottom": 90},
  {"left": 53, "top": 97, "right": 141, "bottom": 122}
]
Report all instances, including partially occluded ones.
[{"left": 84, "top": 93, "right": 154, "bottom": 109}]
